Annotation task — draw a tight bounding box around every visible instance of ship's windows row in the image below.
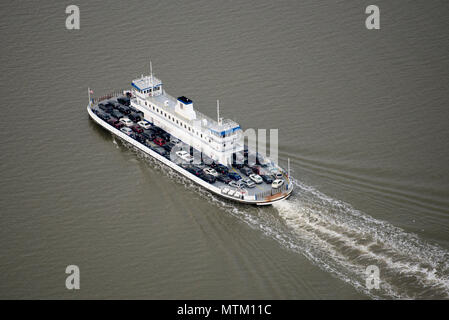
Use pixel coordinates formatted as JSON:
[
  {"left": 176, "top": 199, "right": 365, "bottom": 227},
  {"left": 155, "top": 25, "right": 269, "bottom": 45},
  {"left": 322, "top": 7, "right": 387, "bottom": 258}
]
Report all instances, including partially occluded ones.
[{"left": 149, "top": 102, "right": 210, "bottom": 142}]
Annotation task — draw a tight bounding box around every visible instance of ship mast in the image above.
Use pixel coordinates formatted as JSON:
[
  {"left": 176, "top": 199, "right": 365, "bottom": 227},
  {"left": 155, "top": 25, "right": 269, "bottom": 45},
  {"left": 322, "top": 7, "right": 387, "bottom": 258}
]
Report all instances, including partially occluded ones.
[
  {"left": 150, "top": 60, "right": 153, "bottom": 85},
  {"left": 217, "top": 99, "right": 222, "bottom": 125}
]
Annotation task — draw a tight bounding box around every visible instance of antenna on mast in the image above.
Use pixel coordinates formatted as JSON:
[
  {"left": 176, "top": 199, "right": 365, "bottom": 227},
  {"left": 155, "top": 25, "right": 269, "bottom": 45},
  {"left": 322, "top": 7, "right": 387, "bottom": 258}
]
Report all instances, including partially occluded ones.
[
  {"left": 217, "top": 99, "right": 222, "bottom": 125},
  {"left": 150, "top": 60, "right": 153, "bottom": 84}
]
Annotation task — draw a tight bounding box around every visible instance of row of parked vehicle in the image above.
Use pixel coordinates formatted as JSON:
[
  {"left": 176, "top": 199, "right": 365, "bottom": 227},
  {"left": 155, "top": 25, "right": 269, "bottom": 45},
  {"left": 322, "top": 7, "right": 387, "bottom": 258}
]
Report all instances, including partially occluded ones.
[
  {"left": 93, "top": 99, "right": 178, "bottom": 157},
  {"left": 93, "top": 97, "right": 285, "bottom": 190},
  {"left": 179, "top": 161, "right": 284, "bottom": 190}
]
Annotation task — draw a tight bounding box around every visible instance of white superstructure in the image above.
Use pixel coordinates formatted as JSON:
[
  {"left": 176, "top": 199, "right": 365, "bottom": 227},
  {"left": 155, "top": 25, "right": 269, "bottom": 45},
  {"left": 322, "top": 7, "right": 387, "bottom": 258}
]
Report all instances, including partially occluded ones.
[{"left": 130, "top": 73, "right": 243, "bottom": 165}]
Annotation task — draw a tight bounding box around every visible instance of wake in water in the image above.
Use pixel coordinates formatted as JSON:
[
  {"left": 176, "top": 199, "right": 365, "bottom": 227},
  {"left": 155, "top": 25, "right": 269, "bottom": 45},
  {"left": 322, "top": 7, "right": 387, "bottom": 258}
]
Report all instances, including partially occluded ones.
[
  {"left": 272, "top": 180, "right": 449, "bottom": 299},
  {"left": 115, "top": 137, "right": 449, "bottom": 299}
]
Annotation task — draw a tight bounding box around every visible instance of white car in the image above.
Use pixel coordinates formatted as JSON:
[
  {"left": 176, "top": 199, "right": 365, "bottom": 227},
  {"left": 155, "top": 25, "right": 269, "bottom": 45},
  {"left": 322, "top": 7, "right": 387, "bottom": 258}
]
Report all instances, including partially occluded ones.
[
  {"left": 203, "top": 168, "right": 218, "bottom": 177},
  {"left": 270, "top": 168, "right": 283, "bottom": 179},
  {"left": 243, "top": 178, "right": 256, "bottom": 188},
  {"left": 271, "top": 179, "right": 284, "bottom": 189},
  {"left": 176, "top": 150, "right": 193, "bottom": 162},
  {"left": 120, "top": 117, "right": 133, "bottom": 127},
  {"left": 120, "top": 127, "right": 133, "bottom": 136},
  {"left": 137, "top": 120, "right": 152, "bottom": 129},
  {"left": 229, "top": 181, "right": 239, "bottom": 188},
  {"left": 249, "top": 174, "right": 263, "bottom": 184}
]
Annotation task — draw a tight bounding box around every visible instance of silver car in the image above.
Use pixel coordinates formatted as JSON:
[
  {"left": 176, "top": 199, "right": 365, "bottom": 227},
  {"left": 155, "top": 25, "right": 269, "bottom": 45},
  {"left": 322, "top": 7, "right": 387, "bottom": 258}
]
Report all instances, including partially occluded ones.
[{"left": 243, "top": 178, "right": 255, "bottom": 188}]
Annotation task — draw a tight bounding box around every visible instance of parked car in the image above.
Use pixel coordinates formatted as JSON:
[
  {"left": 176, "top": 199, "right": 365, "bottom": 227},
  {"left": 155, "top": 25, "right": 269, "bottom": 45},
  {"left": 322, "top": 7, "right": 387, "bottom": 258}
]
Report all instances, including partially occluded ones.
[
  {"left": 117, "top": 97, "right": 130, "bottom": 106},
  {"left": 229, "top": 181, "right": 239, "bottom": 188},
  {"left": 243, "top": 178, "right": 256, "bottom": 188},
  {"left": 153, "top": 137, "right": 165, "bottom": 146},
  {"left": 272, "top": 179, "right": 284, "bottom": 189},
  {"left": 117, "top": 105, "right": 131, "bottom": 115},
  {"left": 128, "top": 113, "right": 141, "bottom": 122},
  {"left": 105, "top": 102, "right": 116, "bottom": 109},
  {"left": 203, "top": 168, "right": 219, "bottom": 177},
  {"left": 176, "top": 150, "right": 193, "bottom": 162},
  {"left": 98, "top": 113, "right": 111, "bottom": 121},
  {"left": 164, "top": 141, "right": 177, "bottom": 151},
  {"left": 155, "top": 130, "right": 170, "bottom": 141},
  {"left": 186, "top": 165, "right": 203, "bottom": 176},
  {"left": 128, "top": 106, "right": 144, "bottom": 117},
  {"left": 270, "top": 169, "right": 283, "bottom": 179},
  {"left": 240, "top": 166, "right": 253, "bottom": 176},
  {"left": 142, "top": 131, "right": 156, "bottom": 141},
  {"left": 249, "top": 174, "right": 263, "bottom": 184},
  {"left": 261, "top": 174, "right": 274, "bottom": 184},
  {"left": 236, "top": 180, "right": 247, "bottom": 189},
  {"left": 209, "top": 162, "right": 228, "bottom": 174},
  {"left": 162, "top": 144, "right": 172, "bottom": 153},
  {"left": 131, "top": 125, "right": 143, "bottom": 134},
  {"left": 110, "top": 110, "right": 124, "bottom": 120},
  {"left": 144, "top": 139, "right": 154, "bottom": 148},
  {"left": 137, "top": 121, "right": 151, "bottom": 129},
  {"left": 119, "top": 118, "right": 133, "bottom": 127},
  {"left": 107, "top": 118, "right": 123, "bottom": 129},
  {"left": 111, "top": 102, "right": 121, "bottom": 110},
  {"left": 217, "top": 175, "right": 231, "bottom": 184},
  {"left": 134, "top": 133, "right": 145, "bottom": 143},
  {"left": 120, "top": 127, "right": 133, "bottom": 136},
  {"left": 249, "top": 165, "right": 261, "bottom": 175},
  {"left": 199, "top": 172, "right": 216, "bottom": 184},
  {"left": 99, "top": 104, "right": 113, "bottom": 112},
  {"left": 215, "top": 164, "right": 229, "bottom": 174},
  {"left": 227, "top": 172, "right": 242, "bottom": 181}
]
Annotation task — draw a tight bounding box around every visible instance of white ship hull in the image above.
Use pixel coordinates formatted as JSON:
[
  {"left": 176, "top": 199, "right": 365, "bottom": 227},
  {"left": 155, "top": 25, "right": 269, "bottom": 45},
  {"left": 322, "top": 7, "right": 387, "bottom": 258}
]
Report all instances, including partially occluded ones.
[{"left": 87, "top": 104, "right": 293, "bottom": 205}]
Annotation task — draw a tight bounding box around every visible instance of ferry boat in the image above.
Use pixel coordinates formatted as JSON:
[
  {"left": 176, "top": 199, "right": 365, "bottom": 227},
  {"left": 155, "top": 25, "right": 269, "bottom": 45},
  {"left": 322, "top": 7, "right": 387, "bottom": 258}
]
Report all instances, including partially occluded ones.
[{"left": 87, "top": 68, "right": 293, "bottom": 205}]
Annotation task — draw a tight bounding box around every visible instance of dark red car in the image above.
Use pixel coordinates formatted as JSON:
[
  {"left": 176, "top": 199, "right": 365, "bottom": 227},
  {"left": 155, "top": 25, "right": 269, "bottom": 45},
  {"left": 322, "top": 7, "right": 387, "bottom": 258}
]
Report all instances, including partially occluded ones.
[
  {"left": 250, "top": 165, "right": 261, "bottom": 175},
  {"left": 153, "top": 137, "right": 165, "bottom": 146},
  {"left": 113, "top": 121, "right": 124, "bottom": 129},
  {"left": 108, "top": 118, "right": 123, "bottom": 129},
  {"left": 131, "top": 125, "right": 143, "bottom": 134}
]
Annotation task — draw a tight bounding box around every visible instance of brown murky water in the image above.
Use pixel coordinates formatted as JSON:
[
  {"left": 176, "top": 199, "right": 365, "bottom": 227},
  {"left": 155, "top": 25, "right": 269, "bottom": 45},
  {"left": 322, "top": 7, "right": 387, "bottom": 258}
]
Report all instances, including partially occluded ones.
[{"left": 0, "top": 0, "right": 448, "bottom": 299}]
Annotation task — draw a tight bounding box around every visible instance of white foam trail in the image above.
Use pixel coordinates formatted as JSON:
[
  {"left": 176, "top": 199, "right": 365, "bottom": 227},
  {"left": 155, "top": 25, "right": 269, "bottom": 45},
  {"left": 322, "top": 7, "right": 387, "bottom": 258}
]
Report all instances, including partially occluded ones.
[
  {"left": 272, "top": 180, "right": 449, "bottom": 299},
  {"left": 114, "top": 137, "right": 449, "bottom": 298}
]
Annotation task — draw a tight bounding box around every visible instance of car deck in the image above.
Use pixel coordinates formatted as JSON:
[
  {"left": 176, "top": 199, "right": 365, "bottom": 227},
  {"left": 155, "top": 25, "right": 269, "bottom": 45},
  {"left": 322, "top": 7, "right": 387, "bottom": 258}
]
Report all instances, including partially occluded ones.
[{"left": 90, "top": 94, "right": 291, "bottom": 202}]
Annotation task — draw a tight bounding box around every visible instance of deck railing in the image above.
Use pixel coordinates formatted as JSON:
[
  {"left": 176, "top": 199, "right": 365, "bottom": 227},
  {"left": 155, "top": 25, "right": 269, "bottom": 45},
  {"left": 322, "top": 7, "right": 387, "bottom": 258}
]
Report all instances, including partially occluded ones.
[
  {"left": 92, "top": 89, "right": 129, "bottom": 104},
  {"left": 254, "top": 181, "right": 291, "bottom": 201}
]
